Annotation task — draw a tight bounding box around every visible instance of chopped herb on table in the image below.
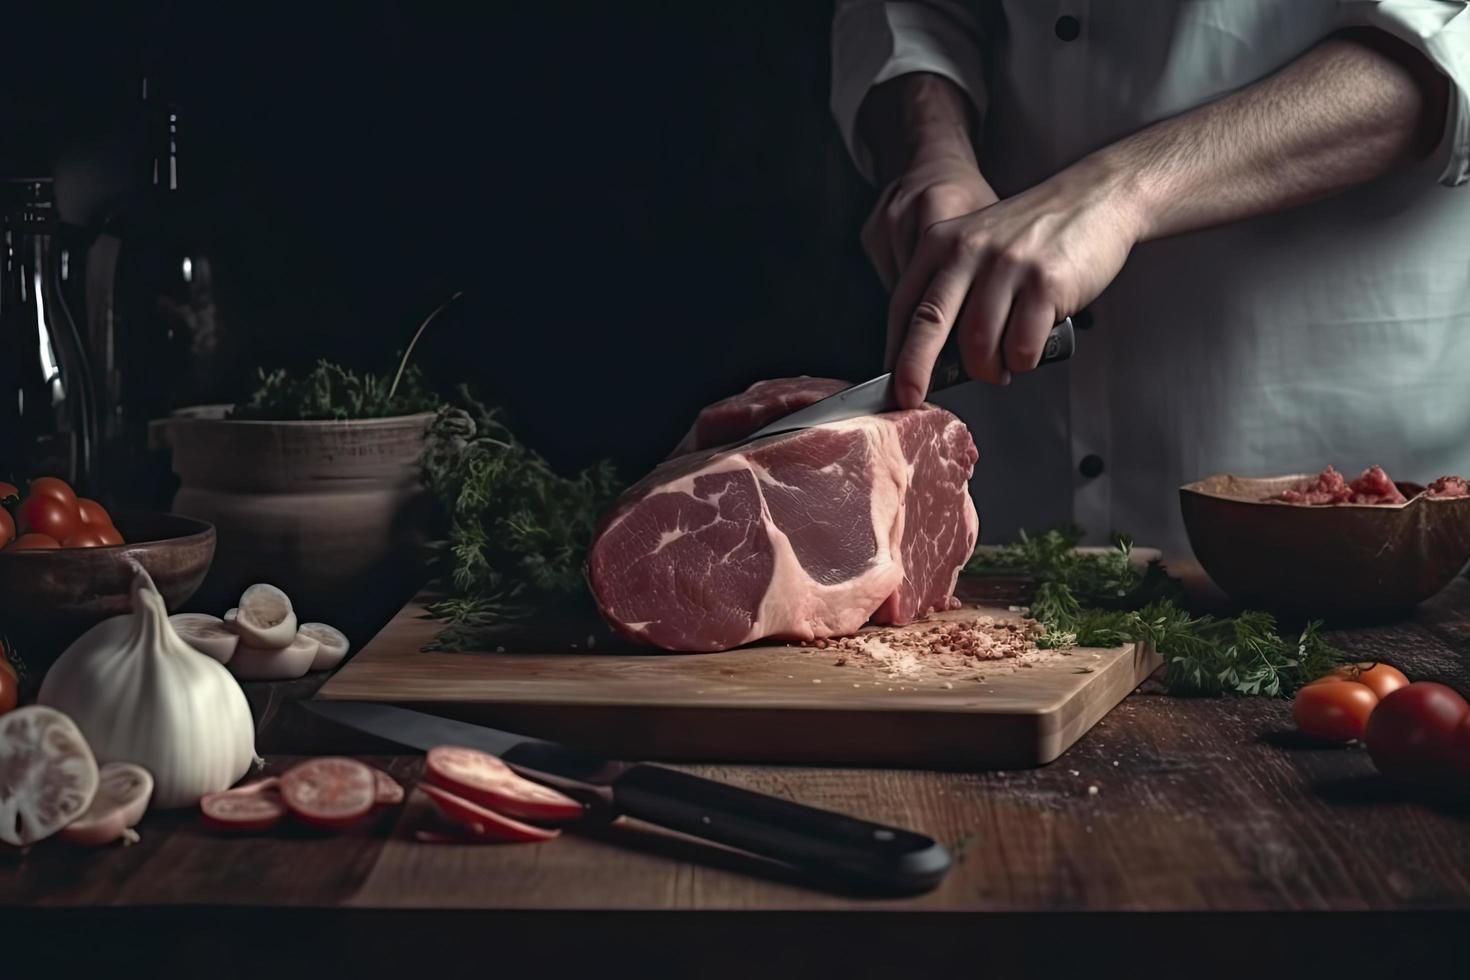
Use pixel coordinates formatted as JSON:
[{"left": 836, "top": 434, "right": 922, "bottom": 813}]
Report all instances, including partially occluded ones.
[{"left": 965, "top": 527, "right": 1343, "bottom": 697}]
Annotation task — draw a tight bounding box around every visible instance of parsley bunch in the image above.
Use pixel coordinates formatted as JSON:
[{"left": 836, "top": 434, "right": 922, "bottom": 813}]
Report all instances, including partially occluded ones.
[
  {"left": 420, "top": 387, "right": 623, "bottom": 649},
  {"left": 966, "top": 527, "right": 1342, "bottom": 697}
]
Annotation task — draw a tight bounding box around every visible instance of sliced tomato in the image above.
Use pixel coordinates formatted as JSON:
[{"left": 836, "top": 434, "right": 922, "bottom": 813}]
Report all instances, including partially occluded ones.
[
  {"left": 372, "top": 767, "right": 405, "bottom": 807},
  {"left": 201, "top": 781, "right": 288, "bottom": 833},
  {"left": 426, "top": 745, "right": 583, "bottom": 823},
  {"left": 279, "top": 757, "right": 376, "bottom": 830},
  {"left": 417, "top": 783, "right": 560, "bottom": 842}
]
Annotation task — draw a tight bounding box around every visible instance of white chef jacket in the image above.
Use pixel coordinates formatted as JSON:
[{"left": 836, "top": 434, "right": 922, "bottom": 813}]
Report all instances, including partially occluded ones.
[{"left": 832, "top": 0, "right": 1470, "bottom": 559}]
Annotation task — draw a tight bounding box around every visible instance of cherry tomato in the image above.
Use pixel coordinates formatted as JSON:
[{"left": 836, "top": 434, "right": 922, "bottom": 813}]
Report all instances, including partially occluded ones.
[
  {"left": 1308, "top": 663, "right": 1411, "bottom": 701},
  {"left": 16, "top": 494, "right": 79, "bottom": 543},
  {"left": 95, "top": 525, "right": 124, "bottom": 546},
  {"left": 1365, "top": 682, "right": 1470, "bottom": 784},
  {"left": 0, "top": 481, "right": 17, "bottom": 502},
  {"left": 0, "top": 507, "right": 13, "bottom": 549},
  {"left": 1453, "top": 714, "right": 1470, "bottom": 784},
  {"left": 26, "top": 476, "right": 77, "bottom": 509},
  {"left": 0, "top": 645, "right": 16, "bottom": 715},
  {"left": 1293, "top": 680, "right": 1378, "bottom": 742},
  {"left": 9, "top": 533, "right": 60, "bottom": 550},
  {"left": 75, "top": 498, "right": 113, "bottom": 527},
  {"left": 62, "top": 526, "right": 108, "bottom": 549}
]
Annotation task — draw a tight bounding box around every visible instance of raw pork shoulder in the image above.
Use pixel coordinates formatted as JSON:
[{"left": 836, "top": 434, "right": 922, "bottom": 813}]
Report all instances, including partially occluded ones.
[{"left": 588, "top": 378, "right": 980, "bottom": 652}]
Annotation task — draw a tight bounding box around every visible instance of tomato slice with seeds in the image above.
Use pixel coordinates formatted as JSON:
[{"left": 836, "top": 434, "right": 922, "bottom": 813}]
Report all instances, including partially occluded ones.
[
  {"left": 279, "top": 757, "right": 376, "bottom": 830},
  {"left": 201, "top": 780, "right": 288, "bottom": 833},
  {"left": 372, "top": 767, "right": 405, "bottom": 807},
  {"left": 417, "top": 783, "right": 560, "bottom": 843},
  {"left": 426, "top": 745, "right": 583, "bottom": 823}
]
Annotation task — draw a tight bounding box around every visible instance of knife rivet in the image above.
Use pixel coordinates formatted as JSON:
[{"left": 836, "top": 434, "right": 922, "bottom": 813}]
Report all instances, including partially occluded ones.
[
  {"left": 874, "top": 829, "right": 895, "bottom": 841},
  {"left": 701, "top": 815, "right": 712, "bottom": 825}
]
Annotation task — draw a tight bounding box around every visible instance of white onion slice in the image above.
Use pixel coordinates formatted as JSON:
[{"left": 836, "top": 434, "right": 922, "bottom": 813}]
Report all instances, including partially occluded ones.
[
  {"left": 229, "top": 584, "right": 297, "bottom": 649},
  {"left": 169, "top": 613, "right": 240, "bottom": 664},
  {"left": 0, "top": 706, "right": 100, "bottom": 846},
  {"left": 227, "top": 632, "right": 320, "bottom": 681},
  {"left": 60, "top": 761, "right": 154, "bottom": 846},
  {"left": 299, "top": 622, "right": 350, "bottom": 671},
  {"left": 224, "top": 607, "right": 238, "bottom": 623}
]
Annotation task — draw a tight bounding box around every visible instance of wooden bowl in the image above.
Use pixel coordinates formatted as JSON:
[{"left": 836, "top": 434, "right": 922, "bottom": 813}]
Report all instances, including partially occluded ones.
[
  {"left": 1179, "top": 474, "right": 1470, "bottom": 622},
  {"left": 0, "top": 512, "right": 215, "bottom": 681}
]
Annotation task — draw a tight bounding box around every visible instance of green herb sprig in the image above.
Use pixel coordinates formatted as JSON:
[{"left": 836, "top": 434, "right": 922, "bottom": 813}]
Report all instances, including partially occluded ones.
[
  {"left": 420, "top": 387, "right": 623, "bottom": 648},
  {"left": 966, "top": 527, "right": 1342, "bottom": 697},
  {"left": 231, "top": 359, "right": 440, "bottom": 421}
]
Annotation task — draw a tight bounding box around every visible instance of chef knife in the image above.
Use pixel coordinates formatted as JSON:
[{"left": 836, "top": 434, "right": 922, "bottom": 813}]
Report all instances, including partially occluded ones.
[
  {"left": 742, "top": 316, "right": 1076, "bottom": 441},
  {"left": 302, "top": 700, "right": 952, "bottom": 894}
]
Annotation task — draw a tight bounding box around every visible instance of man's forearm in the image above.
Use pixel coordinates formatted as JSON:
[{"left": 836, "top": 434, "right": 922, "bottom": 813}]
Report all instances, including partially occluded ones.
[
  {"left": 857, "top": 72, "right": 977, "bottom": 187},
  {"left": 1087, "top": 30, "right": 1451, "bottom": 244}
]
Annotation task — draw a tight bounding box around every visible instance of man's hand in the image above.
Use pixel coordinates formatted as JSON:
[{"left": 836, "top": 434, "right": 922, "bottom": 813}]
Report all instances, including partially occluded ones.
[
  {"left": 862, "top": 141, "right": 997, "bottom": 294},
  {"left": 876, "top": 32, "right": 1448, "bottom": 409},
  {"left": 887, "top": 160, "right": 1142, "bottom": 403}
]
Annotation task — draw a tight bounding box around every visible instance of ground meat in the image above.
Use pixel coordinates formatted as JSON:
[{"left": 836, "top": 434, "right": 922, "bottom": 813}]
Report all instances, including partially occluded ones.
[
  {"left": 1427, "top": 475, "right": 1470, "bottom": 499},
  {"left": 1270, "top": 465, "right": 1468, "bottom": 505}
]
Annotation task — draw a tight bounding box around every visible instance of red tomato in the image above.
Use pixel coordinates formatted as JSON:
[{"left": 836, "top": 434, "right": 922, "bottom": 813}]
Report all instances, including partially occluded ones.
[
  {"left": 26, "top": 476, "right": 77, "bottom": 509},
  {"left": 95, "top": 525, "right": 125, "bottom": 546},
  {"left": 75, "top": 498, "right": 113, "bottom": 527},
  {"left": 1293, "top": 680, "right": 1378, "bottom": 742},
  {"left": 279, "top": 757, "right": 376, "bottom": 830},
  {"left": 62, "top": 527, "right": 109, "bottom": 549},
  {"left": 1366, "top": 682, "right": 1470, "bottom": 784},
  {"left": 0, "top": 507, "right": 12, "bottom": 549},
  {"left": 16, "top": 494, "right": 78, "bottom": 543},
  {"left": 0, "top": 481, "right": 17, "bottom": 502},
  {"left": 9, "top": 533, "right": 60, "bottom": 550},
  {"left": 0, "top": 649, "right": 16, "bottom": 715},
  {"left": 417, "top": 783, "right": 560, "bottom": 842},
  {"left": 1309, "top": 663, "right": 1410, "bottom": 701},
  {"left": 426, "top": 745, "right": 583, "bottom": 822}
]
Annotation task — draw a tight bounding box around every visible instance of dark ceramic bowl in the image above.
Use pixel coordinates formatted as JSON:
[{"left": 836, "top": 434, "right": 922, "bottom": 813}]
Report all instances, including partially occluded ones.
[
  {"left": 0, "top": 512, "right": 215, "bottom": 681},
  {"left": 1180, "top": 474, "right": 1470, "bottom": 622}
]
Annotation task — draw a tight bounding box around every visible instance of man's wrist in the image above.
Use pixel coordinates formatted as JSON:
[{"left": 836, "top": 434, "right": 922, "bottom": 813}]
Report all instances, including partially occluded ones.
[
  {"left": 859, "top": 72, "right": 977, "bottom": 185},
  {"left": 1064, "top": 140, "right": 1164, "bottom": 245}
]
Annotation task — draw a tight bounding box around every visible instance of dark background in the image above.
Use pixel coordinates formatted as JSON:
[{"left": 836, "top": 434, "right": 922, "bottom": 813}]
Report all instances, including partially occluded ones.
[{"left": 4, "top": 1, "right": 884, "bottom": 478}]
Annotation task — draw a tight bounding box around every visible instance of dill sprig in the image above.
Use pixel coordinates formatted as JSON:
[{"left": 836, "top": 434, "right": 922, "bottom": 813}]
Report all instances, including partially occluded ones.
[{"left": 966, "top": 527, "right": 1342, "bottom": 696}]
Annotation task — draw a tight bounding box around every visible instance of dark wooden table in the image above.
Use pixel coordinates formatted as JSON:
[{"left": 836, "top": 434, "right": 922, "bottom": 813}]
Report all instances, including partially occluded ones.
[{"left": 6, "top": 582, "right": 1470, "bottom": 979}]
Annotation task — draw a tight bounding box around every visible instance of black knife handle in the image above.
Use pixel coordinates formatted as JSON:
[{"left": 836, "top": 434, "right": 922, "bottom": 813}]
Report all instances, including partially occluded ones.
[
  {"left": 611, "top": 763, "right": 952, "bottom": 894},
  {"left": 931, "top": 315, "right": 1075, "bottom": 389}
]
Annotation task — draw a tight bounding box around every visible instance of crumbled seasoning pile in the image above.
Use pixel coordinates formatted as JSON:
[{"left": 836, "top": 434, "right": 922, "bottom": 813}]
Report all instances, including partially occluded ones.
[{"left": 802, "top": 616, "right": 1046, "bottom": 679}]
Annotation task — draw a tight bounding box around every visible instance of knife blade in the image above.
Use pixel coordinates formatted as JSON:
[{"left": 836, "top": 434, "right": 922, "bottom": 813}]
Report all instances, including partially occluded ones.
[
  {"left": 302, "top": 700, "right": 952, "bottom": 893},
  {"left": 742, "top": 316, "right": 1076, "bottom": 442}
]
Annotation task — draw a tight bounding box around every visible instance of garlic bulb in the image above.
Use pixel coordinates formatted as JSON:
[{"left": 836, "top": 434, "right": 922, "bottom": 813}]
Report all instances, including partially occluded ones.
[{"left": 38, "top": 567, "right": 258, "bottom": 809}]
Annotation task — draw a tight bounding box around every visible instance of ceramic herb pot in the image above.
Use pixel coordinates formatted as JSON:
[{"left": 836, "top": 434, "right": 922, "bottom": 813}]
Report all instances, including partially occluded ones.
[{"left": 154, "top": 405, "right": 436, "bottom": 643}]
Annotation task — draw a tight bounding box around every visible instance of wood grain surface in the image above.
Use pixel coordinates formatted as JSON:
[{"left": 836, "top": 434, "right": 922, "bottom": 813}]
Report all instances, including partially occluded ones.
[
  {"left": 317, "top": 581, "right": 1159, "bottom": 767},
  {"left": 7, "top": 581, "right": 1470, "bottom": 978}
]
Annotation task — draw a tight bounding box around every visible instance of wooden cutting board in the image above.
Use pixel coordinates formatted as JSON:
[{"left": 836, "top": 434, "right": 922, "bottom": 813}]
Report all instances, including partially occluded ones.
[{"left": 317, "top": 577, "right": 1160, "bottom": 769}]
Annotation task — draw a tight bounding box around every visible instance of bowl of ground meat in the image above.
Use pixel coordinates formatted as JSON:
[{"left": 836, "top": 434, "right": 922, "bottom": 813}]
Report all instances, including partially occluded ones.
[{"left": 1180, "top": 466, "right": 1470, "bottom": 622}]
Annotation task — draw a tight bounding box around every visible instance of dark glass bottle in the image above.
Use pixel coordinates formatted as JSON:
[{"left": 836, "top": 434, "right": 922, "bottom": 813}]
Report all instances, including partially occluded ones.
[
  {"left": 0, "top": 179, "right": 98, "bottom": 489},
  {"left": 86, "top": 72, "right": 239, "bottom": 510}
]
